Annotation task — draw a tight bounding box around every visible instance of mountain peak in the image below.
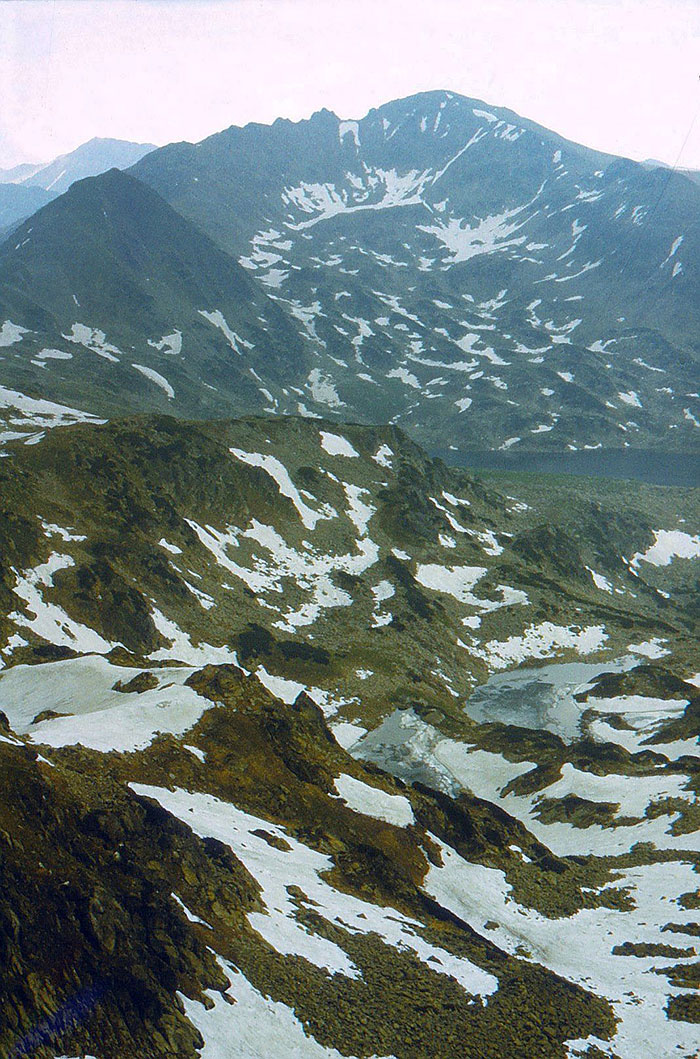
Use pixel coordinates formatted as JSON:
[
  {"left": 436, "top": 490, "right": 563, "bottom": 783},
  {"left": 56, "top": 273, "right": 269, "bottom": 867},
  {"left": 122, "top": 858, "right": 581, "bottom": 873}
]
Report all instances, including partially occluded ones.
[{"left": 1, "top": 137, "right": 156, "bottom": 201}]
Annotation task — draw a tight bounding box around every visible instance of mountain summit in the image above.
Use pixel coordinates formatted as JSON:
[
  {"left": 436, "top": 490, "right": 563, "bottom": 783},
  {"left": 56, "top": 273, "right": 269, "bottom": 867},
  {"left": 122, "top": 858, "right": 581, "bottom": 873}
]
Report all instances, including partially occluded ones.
[{"left": 0, "top": 136, "right": 156, "bottom": 196}]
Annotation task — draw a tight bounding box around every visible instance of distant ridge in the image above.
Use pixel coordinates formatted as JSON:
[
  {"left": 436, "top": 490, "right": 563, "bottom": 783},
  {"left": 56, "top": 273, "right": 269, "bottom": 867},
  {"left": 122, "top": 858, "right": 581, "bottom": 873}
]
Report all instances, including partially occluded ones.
[{"left": 0, "top": 137, "right": 156, "bottom": 229}]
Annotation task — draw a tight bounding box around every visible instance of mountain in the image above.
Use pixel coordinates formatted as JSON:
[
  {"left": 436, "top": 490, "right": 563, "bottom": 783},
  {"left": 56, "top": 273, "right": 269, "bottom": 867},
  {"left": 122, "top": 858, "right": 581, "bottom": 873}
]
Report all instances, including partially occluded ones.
[
  {"left": 0, "top": 167, "right": 307, "bottom": 423},
  {"left": 0, "top": 137, "right": 156, "bottom": 230},
  {"left": 1, "top": 93, "right": 698, "bottom": 458},
  {"left": 642, "top": 159, "right": 700, "bottom": 187},
  {"left": 0, "top": 183, "right": 52, "bottom": 233},
  {"left": 0, "top": 413, "right": 697, "bottom": 1058},
  {"left": 1, "top": 90, "right": 698, "bottom": 1059},
  {"left": 0, "top": 137, "right": 156, "bottom": 195},
  {"left": 0, "top": 160, "right": 48, "bottom": 183},
  {"left": 127, "top": 90, "right": 699, "bottom": 455}
]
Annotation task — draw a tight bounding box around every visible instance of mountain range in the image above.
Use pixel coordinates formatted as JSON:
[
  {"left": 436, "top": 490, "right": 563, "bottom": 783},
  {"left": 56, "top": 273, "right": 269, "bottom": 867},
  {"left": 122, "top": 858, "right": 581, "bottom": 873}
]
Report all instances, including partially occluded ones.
[{"left": 0, "top": 91, "right": 698, "bottom": 461}]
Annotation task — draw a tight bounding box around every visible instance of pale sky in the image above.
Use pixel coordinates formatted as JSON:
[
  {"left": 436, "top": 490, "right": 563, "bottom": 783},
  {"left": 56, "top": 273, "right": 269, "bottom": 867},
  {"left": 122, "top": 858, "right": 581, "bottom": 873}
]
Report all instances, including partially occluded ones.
[{"left": 1, "top": 0, "right": 698, "bottom": 170}]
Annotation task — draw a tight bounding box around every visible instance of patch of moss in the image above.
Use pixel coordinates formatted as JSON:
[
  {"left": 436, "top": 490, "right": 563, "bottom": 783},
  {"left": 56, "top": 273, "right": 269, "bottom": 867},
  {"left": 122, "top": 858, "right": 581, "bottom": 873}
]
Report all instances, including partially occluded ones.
[
  {"left": 666, "top": 993, "right": 700, "bottom": 1023},
  {"left": 611, "top": 941, "right": 695, "bottom": 958},
  {"left": 113, "top": 672, "right": 159, "bottom": 694},
  {"left": 533, "top": 795, "right": 624, "bottom": 830}
]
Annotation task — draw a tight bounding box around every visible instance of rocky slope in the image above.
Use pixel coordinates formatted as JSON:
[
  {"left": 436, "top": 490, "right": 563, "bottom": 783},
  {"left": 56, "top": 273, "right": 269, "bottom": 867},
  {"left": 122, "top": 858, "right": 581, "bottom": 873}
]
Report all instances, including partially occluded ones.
[{"left": 0, "top": 414, "right": 697, "bottom": 1058}]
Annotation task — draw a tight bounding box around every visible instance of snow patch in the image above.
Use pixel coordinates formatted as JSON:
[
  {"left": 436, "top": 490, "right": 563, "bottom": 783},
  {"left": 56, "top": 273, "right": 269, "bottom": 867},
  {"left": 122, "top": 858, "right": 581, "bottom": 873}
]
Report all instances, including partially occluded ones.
[
  {"left": 334, "top": 773, "right": 414, "bottom": 826},
  {"left": 320, "top": 431, "right": 359, "bottom": 458}
]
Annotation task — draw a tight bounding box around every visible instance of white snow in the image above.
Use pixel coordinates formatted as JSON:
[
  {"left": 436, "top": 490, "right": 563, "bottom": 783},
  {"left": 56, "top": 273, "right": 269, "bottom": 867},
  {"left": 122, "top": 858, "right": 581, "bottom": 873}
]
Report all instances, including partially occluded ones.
[
  {"left": 131, "top": 785, "right": 498, "bottom": 997},
  {"left": 183, "top": 745, "right": 207, "bottom": 765},
  {"left": 0, "top": 320, "right": 29, "bottom": 347},
  {"left": 9, "top": 554, "right": 116, "bottom": 655},
  {"left": 631, "top": 530, "right": 700, "bottom": 568},
  {"left": 627, "top": 638, "right": 670, "bottom": 659},
  {"left": 230, "top": 449, "right": 336, "bottom": 531},
  {"left": 36, "top": 347, "right": 72, "bottom": 360},
  {"left": 0, "top": 385, "right": 103, "bottom": 432},
  {"left": 180, "top": 956, "right": 395, "bottom": 1059},
  {"left": 415, "top": 563, "right": 487, "bottom": 603},
  {"left": 418, "top": 203, "right": 531, "bottom": 264},
  {"left": 473, "top": 108, "right": 498, "bottom": 123},
  {"left": 63, "top": 324, "right": 121, "bottom": 362},
  {"left": 587, "top": 567, "right": 613, "bottom": 593},
  {"left": 425, "top": 839, "right": 700, "bottom": 1059},
  {"left": 308, "top": 368, "right": 344, "bottom": 408},
  {"left": 132, "top": 363, "right": 174, "bottom": 398},
  {"left": 386, "top": 367, "right": 420, "bottom": 389},
  {"left": 333, "top": 773, "right": 415, "bottom": 827},
  {"left": 186, "top": 516, "right": 378, "bottom": 634},
  {"left": 372, "top": 443, "right": 394, "bottom": 468},
  {"left": 148, "top": 330, "right": 183, "bottom": 356},
  {"left": 199, "top": 310, "right": 252, "bottom": 355},
  {"left": 338, "top": 120, "right": 360, "bottom": 148},
  {"left": 343, "top": 483, "right": 375, "bottom": 536},
  {"left": 41, "top": 522, "right": 86, "bottom": 543},
  {"left": 149, "top": 608, "right": 240, "bottom": 667},
  {"left": 371, "top": 580, "right": 394, "bottom": 604},
  {"left": 320, "top": 431, "right": 359, "bottom": 458},
  {"left": 159, "top": 538, "right": 182, "bottom": 555},
  {"left": 468, "top": 622, "right": 608, "bottom": 670},
  {"left": 331, "top": 721, "right": 368, "bottom": 749},
  {"left": 256, "top": 665, "right": 305, "bottom": 704},
  {"left": 0, "top": 655, "right": 206, "bottom": 753},
  {"left": 282, "top": 168, "right": 431, "bottom": 231}
]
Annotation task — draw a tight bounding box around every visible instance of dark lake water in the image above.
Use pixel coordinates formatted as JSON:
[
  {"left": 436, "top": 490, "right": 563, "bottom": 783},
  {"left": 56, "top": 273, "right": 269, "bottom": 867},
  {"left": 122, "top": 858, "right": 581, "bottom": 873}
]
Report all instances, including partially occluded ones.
[{"left": 437, "top": 449, "right": 699, "bottom": 488}]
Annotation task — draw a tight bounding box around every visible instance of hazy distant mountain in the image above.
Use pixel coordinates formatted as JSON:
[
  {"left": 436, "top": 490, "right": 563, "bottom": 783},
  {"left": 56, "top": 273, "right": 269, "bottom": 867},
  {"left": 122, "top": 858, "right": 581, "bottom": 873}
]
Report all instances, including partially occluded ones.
[
  {"left": 641, "top": 158, "right": 700, "bottom": 186},
  {"left": 0, "top": 159, "right": 48, "bottom": 183},
  {"left": 1, "top": 136, "right": 156, "bottom": 194},
  {"left": 0, "top": 182, "right": 52, "bottom": 230},
  {"left": 0, "top": 137, "right": 156, "bottom": 230}
]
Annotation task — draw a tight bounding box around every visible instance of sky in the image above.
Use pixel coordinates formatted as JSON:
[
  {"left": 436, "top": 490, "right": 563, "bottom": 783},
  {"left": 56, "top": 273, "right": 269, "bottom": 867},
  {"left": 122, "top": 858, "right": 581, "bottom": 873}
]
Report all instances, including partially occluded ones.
[{"left": 0, "top": 0, "right": 698, "bottom": 170}]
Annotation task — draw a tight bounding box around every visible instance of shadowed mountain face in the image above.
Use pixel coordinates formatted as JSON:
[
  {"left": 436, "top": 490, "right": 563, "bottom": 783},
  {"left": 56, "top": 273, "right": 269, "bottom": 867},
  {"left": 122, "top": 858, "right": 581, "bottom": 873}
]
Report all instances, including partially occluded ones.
[
  {"left": 0, "top": 91, "right": 698, "bottom": 457},
  {"left": 0, "top": 168, "right": 306, "bottom": 421},
  {"left": 0, "top": 183, "right": 52, "bottom": 232}
]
